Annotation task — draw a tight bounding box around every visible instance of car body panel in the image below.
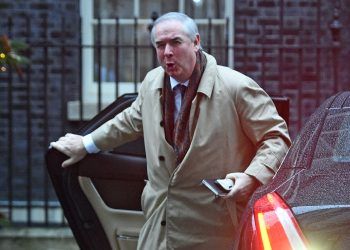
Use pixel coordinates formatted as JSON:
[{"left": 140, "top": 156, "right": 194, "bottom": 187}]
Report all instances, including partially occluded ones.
[{"left": 235, "top": 91, "right": 350, "bottom": 250}]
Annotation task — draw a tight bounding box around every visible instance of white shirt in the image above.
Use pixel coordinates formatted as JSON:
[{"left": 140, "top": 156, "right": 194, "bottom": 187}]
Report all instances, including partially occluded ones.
[{"left": 83, "top": 76, "right": 189, "bottom": 153}]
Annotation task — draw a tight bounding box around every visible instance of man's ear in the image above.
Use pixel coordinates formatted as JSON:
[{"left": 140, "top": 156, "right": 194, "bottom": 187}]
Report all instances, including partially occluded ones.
[{"left": 194, "top": 34, "right": 201, "bottom": 51}]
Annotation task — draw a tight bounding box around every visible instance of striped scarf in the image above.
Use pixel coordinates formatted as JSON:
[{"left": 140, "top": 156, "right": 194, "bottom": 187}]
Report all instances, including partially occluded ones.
[{"left": 162, "top": 50, "right": 207, "bottom": 165}]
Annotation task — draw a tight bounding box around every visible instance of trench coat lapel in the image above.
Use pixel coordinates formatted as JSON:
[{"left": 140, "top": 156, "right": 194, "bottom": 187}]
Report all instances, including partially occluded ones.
[
  {"left": 188, "top": 53, "right": 216, "bottom": 140},
  {"left": 152, "top": 74, "right": 176, "bottom": 175}
]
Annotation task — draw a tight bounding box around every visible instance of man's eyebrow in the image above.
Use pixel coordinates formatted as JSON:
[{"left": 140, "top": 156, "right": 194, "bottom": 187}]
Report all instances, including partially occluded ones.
[
  {"left": 155, "top": 36, "right": 184, "bottom": 44},
  {"left": 171, "top": 36, "right": 183, "bottom": 41},
  {"left": 155, "top": 41, "right": 165, "bottom": 47}
]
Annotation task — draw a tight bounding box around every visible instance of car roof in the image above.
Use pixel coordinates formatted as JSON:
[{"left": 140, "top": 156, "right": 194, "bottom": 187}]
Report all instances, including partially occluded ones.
[{"left": 328, "top": 91, "right": 350, "bottom": 109}]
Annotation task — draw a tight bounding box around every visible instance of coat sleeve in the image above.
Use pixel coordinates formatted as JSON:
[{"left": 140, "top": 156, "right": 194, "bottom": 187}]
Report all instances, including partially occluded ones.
[
  {"left": 89, "top": 86, "right": 144, "bottom": 151},
  {"left": 235, "top": 77, "right": 291, "bottom": 184}
]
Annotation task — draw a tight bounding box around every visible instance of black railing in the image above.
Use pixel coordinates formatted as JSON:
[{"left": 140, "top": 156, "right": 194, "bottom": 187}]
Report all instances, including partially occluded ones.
[{"left": 0, "top": 4, "right": 343, "bottom": 227}]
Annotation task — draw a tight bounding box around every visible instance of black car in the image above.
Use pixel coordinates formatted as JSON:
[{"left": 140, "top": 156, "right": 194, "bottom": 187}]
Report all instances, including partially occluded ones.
[
  {"left": 234, "top": 91, "right": 350, "bottom": 250},
  {"left": 46, "top": 92, "right": 349, "bottom": 250}
]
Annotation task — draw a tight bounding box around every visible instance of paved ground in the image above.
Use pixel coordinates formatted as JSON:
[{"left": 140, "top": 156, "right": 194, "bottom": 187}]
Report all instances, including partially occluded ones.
[{"left": 0, "top": 227, "right": 79, "bottom": 250}]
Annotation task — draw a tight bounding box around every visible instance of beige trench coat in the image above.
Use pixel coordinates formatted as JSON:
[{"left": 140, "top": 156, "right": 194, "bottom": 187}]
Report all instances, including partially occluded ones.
[{"left": 91, "top": 53, "right": 291, "bottom": 250}]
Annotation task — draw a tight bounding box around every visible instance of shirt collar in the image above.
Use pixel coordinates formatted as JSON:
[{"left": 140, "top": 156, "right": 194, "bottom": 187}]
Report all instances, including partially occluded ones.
[{"left": 170, "top": 76, "right": 189, "bottom": 90}]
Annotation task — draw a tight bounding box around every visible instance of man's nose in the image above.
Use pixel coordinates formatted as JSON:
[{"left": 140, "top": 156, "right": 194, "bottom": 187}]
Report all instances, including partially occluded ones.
[{"left": 164, "top": 44, "right": 173, "bottom": 56}]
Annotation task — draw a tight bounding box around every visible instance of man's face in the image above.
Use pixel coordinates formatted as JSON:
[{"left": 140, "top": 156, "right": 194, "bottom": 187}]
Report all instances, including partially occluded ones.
[{"left": 154, "top": 20, "right": 200, "bottom": 82}]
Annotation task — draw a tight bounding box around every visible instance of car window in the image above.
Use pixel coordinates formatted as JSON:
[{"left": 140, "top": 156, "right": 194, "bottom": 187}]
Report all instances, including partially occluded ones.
[
  {"left": 312, "top": 108, "right": 350, "bottom": 166},
  {"left": 331, "top": 110, "right": 350, "bottom": 162}
]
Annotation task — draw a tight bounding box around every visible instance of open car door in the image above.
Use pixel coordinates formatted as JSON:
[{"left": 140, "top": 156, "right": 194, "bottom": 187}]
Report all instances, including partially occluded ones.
[
  {"left": 46, "top": 94, "right": 146, "bottom": 250},
  {"left": 45, "top": 94, "right": 289, "bottom": 250}
]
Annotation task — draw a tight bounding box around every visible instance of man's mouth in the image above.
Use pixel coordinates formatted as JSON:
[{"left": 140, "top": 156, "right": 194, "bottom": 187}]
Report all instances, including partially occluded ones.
[{"left": 166, "top": 62, "right": 175, "bottom": 70}]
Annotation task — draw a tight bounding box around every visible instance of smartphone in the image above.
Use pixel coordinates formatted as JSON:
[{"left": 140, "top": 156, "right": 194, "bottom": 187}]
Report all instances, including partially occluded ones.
[{"left": 202, "top": 178, "right": 234, "bottom": 197}]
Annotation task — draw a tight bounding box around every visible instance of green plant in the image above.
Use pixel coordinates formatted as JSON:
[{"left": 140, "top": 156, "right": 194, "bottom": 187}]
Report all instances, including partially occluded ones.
[{"left": 0, "top": 35, "right": 30, "bottom": 78}]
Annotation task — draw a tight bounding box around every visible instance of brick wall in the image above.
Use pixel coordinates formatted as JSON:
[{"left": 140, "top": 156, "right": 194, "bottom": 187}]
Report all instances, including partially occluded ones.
[
  {"left": 0, "top": 0, "right": 349, "bottom": 223},
  {"left": 234, "top": 0, "right": 350, "bottom": 138},
  {"left": 0, "top": 0, "right": 80, "bottom": 203}
]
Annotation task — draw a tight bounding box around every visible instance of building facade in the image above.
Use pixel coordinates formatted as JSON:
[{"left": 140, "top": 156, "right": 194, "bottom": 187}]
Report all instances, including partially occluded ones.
[{"left": 0, "top": 0, "right": 349, "bottom": 226}]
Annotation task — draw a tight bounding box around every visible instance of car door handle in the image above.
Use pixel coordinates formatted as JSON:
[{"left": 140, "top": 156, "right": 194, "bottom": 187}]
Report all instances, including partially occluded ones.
[{"left": 116, "top": 234, "right": 139, "bottom": 241}]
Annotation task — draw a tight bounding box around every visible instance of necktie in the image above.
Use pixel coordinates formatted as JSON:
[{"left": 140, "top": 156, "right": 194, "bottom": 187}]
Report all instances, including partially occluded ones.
[
  {"left": 174, "top": 84, "right": 187, "bottom": 122},
  {"left": 177, "top": 84, "right": 187, "bottom": 101}
]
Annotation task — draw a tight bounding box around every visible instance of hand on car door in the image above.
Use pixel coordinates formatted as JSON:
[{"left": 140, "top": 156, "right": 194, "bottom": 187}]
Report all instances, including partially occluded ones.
[{"left": 50, "top": 133, "right": 87, "bottom": 167}]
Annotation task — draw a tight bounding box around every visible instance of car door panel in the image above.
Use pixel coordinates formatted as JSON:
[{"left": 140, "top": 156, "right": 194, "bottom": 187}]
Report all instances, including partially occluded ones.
[
  {"left": 77, "top": 151, "right": 147, "bottom": 250},
  {"left": 46, "top": 149, "right": 112, "bottom": 250},
  {"left": 77, "top": 152, "right": 147, "bottom": 210},
  {"left": 46, "top": 94, "right": 146, "bottom": 250},
  {"left": 79, "top": 176, "right": 145, "bottom": 250}
]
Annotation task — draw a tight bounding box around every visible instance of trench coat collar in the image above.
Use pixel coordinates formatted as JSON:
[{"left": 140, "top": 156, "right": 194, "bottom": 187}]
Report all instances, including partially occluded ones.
[
  {"left": 151, "top": 52, "right": 217, "bottom": 100},
  {"left": 196, "top": 51, "right": 217, "bottom": 99},
  {"left": 152, "top": 68, "right": 165, "bottom": 90}
]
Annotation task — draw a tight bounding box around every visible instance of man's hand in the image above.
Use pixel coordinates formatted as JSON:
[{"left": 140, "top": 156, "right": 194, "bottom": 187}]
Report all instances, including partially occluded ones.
[
  {"left": 50, "top": 133, "right": 87, "bottom": 168},
  {"left": 223, "top": 172, "right": 260, "bottom": 203}
]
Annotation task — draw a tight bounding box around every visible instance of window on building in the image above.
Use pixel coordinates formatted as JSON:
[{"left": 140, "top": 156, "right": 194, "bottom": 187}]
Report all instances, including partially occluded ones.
[{"left": 69, "top": 0, "right": 234, "bottom": 120}]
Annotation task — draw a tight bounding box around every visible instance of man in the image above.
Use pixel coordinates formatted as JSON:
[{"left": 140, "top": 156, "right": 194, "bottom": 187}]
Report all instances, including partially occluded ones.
[{"left": 51, "top": 12, "right": 291, "bottom": 250}]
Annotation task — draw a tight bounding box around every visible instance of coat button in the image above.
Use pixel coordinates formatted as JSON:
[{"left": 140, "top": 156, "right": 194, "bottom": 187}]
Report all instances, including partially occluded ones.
[
  {"left": 159, "top": 156, "right": 165, "bottom": 161},
  {"left": 161, "top": 220, "right": 166, "bottom": 226},
  {"left": 160, "top": 120, "right": 164, "bottom": 127}
]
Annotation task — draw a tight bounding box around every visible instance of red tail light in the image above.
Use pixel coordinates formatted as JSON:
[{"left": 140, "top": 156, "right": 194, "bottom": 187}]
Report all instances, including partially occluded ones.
[{"left": 253, "top": 192, "right": 309, "bottom": 250}]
